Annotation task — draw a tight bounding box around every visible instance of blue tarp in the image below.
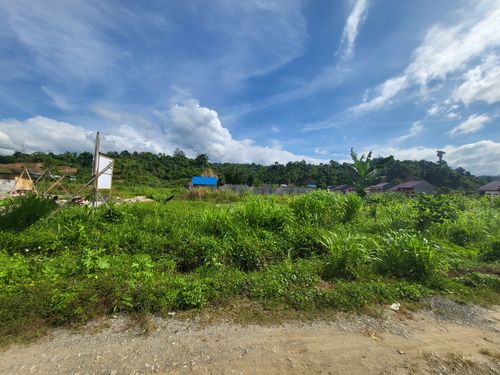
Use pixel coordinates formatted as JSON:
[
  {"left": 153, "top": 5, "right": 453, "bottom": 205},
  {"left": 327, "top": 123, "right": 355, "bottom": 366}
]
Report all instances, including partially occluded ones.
[{"left": 192, "top": 176, "right": 218, "bottom": 186}]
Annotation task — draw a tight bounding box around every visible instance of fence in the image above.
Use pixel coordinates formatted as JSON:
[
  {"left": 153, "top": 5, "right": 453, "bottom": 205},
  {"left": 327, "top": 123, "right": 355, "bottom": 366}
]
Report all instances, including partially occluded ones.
[{"left": 220, "top": 184, "right": 316, "bottom": 195}]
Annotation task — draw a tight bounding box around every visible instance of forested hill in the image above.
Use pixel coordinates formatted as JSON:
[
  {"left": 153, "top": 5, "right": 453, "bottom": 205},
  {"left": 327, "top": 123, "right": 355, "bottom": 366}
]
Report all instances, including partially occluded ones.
[{"left": 0, "top": 150, "right": 482, "bottom": 191}]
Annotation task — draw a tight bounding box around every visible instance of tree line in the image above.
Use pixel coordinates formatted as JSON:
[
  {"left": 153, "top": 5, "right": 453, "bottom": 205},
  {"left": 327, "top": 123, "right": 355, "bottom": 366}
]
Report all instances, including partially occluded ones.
[{"left": 0, "top": 149, "right": 483, "bottom": 192}]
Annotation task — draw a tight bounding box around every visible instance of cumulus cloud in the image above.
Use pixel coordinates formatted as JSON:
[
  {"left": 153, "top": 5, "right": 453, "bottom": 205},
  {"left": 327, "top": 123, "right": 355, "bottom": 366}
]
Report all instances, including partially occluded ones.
[
  {"left": 452, "top": 54, "right": 500, "bottom": 105},
  {"left": 338, "top": 0, "right": 369, "bottom": 59},
  {"left": 166, "top": 99, "right": 322, "bottom": 164},
  {"left": 0, "top": 116, "right": 168, "bottom": 155},
  {"left": 0, "top": 116, "right": 94, "bottom": 154},
  {"left": 0, "top": 99, "right": 325, "bottom": 165},
  {"left": 351, "top": 2, "right": 500, "bottom": 113},
  {"left": 366, "top": 140, "right": 500, "bottom": 175},
  {"left": 449, "top": 114, "right": 491, "bottom": 136}
]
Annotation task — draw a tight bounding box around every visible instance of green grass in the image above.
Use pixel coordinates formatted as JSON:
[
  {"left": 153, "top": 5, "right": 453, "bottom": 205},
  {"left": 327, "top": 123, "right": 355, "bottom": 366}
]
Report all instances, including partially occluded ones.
[{"left": 0, "top": 191, "right": 499, "bottom": 347}]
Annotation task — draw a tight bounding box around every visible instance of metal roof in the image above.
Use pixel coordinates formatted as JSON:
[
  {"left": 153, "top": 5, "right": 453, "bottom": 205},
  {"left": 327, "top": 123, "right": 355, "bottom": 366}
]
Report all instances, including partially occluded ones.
[
  {"left": 479, "top": 180, "right": 500, "bottom": 191},
  {"left": 192, "top": 176, "right": 218, "bottom": 186},
  {"left": 391, "top": 180, "right": 426, "bottom": 189}
]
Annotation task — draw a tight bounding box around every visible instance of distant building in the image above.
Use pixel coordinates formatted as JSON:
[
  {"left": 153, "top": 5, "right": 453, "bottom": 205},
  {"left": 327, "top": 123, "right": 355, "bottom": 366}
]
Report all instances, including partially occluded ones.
[
  {"left": 366, "top": 182, "right": 395, "bottom": 194},
  {"left": 0, "top": 172, "right": 34, "bottom": 194},
  {"left": 478, "top": 180, "right": 500, "bottom": 197},
  {"left": 305, "top": 184, "right": 318, "bottom": 188},
  {"left": 191, "top": 176, "right": 218, "bottom": 188},
  {"left": 390, "top": 180, "right": 436, "bottom": 197},
  {"left": 328, "top": 184, "right": 355, "bottom": 194}
]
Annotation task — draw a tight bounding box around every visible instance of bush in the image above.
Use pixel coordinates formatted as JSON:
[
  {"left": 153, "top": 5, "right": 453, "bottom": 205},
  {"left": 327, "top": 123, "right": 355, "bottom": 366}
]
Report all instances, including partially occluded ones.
[
  {"left": 415, "top": 194, "right": 458, "bottom": 231},
  {"left": 482, "top": 238, "right": 500, "bottom": 262},
  {"left": 249, "top": 260, "right": 319, "bottom": 307},
  {"left": 376, "top": 230, "right": 445, "bottom": 281}
]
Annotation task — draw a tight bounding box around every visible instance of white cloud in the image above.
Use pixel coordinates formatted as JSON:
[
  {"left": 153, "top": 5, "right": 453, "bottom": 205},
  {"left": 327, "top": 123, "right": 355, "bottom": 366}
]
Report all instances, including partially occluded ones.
[
  {"left": 338, "top": 0, "right": 369, "bottom": 59},
  {"left": 167, "top": 99, "right": 322, "bottom": 164},
  {"left": 0, "top": 116, "right": 94, "bottom": 154},
  {"left": 452, "top": 54, "right": 500, "bottom": 105},
  {"left": 41, "top": 86, "right": 72, "bottom": 110},
  {"left": 350, "top": 75, "right": 408, "bottom": 112},
  {"left": 449, "top": 114, "right": 491, "bottom": 136},
  {"left": 427, "top": 104, "right": 441, "bottom": 116},
  {"left": 367, "top": 140, "right": 500, "bottom": 175},
  {"left": 351, "top": 2, "right": 500, "bottom": 113},
  {"left": 271, "top": 125, "right": 280, "bottom": 133},
  {"left": 101, "top": 125, "right": 166, "bottom": 154},
  {"left": 0, "top": 116, "right": 167, "bottom": 155},
  {"left": 314, "top": 148, "right": 329, "bottom": 156},
  {"left": 394, "top": 121, "right": 423, "bottom": 143},
  {"left": 0, "top": 99, "right": 325, "bottom": 165}
]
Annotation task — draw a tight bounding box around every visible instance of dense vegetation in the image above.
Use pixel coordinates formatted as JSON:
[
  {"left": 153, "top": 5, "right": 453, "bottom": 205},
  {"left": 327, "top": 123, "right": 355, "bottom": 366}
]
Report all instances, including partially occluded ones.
[
  {"left": 0, "top": 191, "right": 499, "bottom": 345},
  {"left": 0, "top": 149, "right": 483, "bottom": 191}
]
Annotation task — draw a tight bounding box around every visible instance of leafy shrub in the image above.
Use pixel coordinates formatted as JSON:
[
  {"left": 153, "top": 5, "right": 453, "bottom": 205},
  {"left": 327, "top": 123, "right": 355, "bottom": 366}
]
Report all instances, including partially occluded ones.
[
  {"left": 176, "top": 279, "right": 207, "bottom": 308},
  {"left": 286, "top": 225, "right": 329, "bottom": 258},
  {"left": 99, "top": 205, "right": 128, "bottom": 224},
  {"left": 415, "top": 194, "right": 458, "bottom": 230},
  {"left": 376, "top": 230, "right": 445, "bottom": 281},
  {"left": 482, "top": 238, "right": 500, "bottom": 262},
  {"left": 0, "top": 195, "right": 57, "bottom": 231},
  {"left": 249, "top": 260, "right": 319, "bottom": 307}
]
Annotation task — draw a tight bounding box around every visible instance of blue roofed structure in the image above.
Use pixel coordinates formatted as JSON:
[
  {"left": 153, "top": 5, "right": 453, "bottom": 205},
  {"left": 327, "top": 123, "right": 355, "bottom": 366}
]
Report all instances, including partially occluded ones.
[{"left": 191, "top": 176, "right": 218, "bottom": 186}]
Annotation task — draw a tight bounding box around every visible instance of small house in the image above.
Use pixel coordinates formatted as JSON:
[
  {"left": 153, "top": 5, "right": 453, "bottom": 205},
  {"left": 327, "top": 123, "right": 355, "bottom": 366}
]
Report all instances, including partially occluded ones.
[
  {"left": 366, "top": 182, "right": 395, "bottom": 194},
  {"left": 478, "top": 181, "right": 500, "bottom": 197},
  {"left": 0, "top": 172, "right": 34, "bottom": 194},
  {"left": 390, "top": 180, "right": 435, "bottom": 197},
  {"left": 328, "top": 184, "right": 355, "bottom": 194},
  {"left": 191, "top": 176, "right": 218, "bottom": 188}
]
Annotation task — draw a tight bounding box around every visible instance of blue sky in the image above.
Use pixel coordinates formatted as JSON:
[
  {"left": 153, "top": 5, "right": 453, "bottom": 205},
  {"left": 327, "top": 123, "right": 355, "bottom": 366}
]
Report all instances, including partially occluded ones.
[{"left": 0, "top": 0, "right": 499, "bottom": 174}]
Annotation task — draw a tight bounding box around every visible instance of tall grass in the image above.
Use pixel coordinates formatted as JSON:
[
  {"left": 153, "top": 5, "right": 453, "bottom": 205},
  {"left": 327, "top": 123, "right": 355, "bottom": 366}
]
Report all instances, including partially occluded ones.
[
  {"left": 0, "top": 191, "right": 498, "bottom": 346},
  {"left": 0, "top": 195, "right": 57, "bottom": 231}
]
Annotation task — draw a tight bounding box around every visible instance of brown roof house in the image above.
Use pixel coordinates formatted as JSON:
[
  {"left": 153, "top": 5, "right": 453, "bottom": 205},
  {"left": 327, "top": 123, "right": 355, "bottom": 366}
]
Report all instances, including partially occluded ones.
[
  {"left": 366, "top": 182, "right": 395, "bottom": 194},
  {"left": 390, "top": 180, "right": 436, "bottom": 197},
  {"left": 328, "top": 184, "right": 355, "bottom": 194},
  {"left": 478, "top": 181, "right": 500, "bottom": 197}
]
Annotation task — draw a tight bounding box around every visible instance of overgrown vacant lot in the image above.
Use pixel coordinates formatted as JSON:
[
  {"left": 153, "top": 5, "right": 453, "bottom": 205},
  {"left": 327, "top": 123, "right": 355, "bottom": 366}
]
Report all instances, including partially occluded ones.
[{"left": 0, "top": 191, "right": 499, "bottom": 346}]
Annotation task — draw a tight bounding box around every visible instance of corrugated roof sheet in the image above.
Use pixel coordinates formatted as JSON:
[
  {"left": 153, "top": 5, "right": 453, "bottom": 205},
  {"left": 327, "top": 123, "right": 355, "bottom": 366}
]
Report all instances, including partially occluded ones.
[
  {"left": 391, "top": 180, "right": 425, "bottom": 189},
  {"left": 479, "top": 180, "right": 500, "bottom": 191},
  {"left": 192, "top": 176, "right": 218, "bottom": 186}
]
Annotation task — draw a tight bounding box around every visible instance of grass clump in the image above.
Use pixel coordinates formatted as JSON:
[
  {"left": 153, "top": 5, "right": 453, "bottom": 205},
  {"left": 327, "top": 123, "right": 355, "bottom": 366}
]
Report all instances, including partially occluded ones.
[{"left": 0, "top": 195, "right": 57, "bottom": 231}]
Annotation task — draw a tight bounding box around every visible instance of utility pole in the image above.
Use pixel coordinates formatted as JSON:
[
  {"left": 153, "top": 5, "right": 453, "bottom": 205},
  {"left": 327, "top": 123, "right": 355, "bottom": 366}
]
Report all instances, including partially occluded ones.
[{"left": 92, "top": 132, "right": 100, "bottom": 208}]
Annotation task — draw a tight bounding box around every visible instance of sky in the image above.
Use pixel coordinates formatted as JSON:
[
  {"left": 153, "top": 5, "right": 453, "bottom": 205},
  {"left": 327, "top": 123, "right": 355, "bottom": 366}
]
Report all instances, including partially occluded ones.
[{"left": 0, "top": 0, "right": 499, "bottom": 175}]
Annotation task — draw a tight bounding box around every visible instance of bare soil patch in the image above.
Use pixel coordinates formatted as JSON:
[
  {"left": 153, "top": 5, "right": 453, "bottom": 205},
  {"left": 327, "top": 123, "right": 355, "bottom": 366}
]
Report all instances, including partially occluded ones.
[{"left": 1, "top": 300, "right": 499, "bottom": 374}]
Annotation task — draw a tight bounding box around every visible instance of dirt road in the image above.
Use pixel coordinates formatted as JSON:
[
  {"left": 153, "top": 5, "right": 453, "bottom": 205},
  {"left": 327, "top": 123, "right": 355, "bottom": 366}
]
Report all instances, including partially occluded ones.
[{"left": 1, "top": 298, "right": 499, "bottom": 374}]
